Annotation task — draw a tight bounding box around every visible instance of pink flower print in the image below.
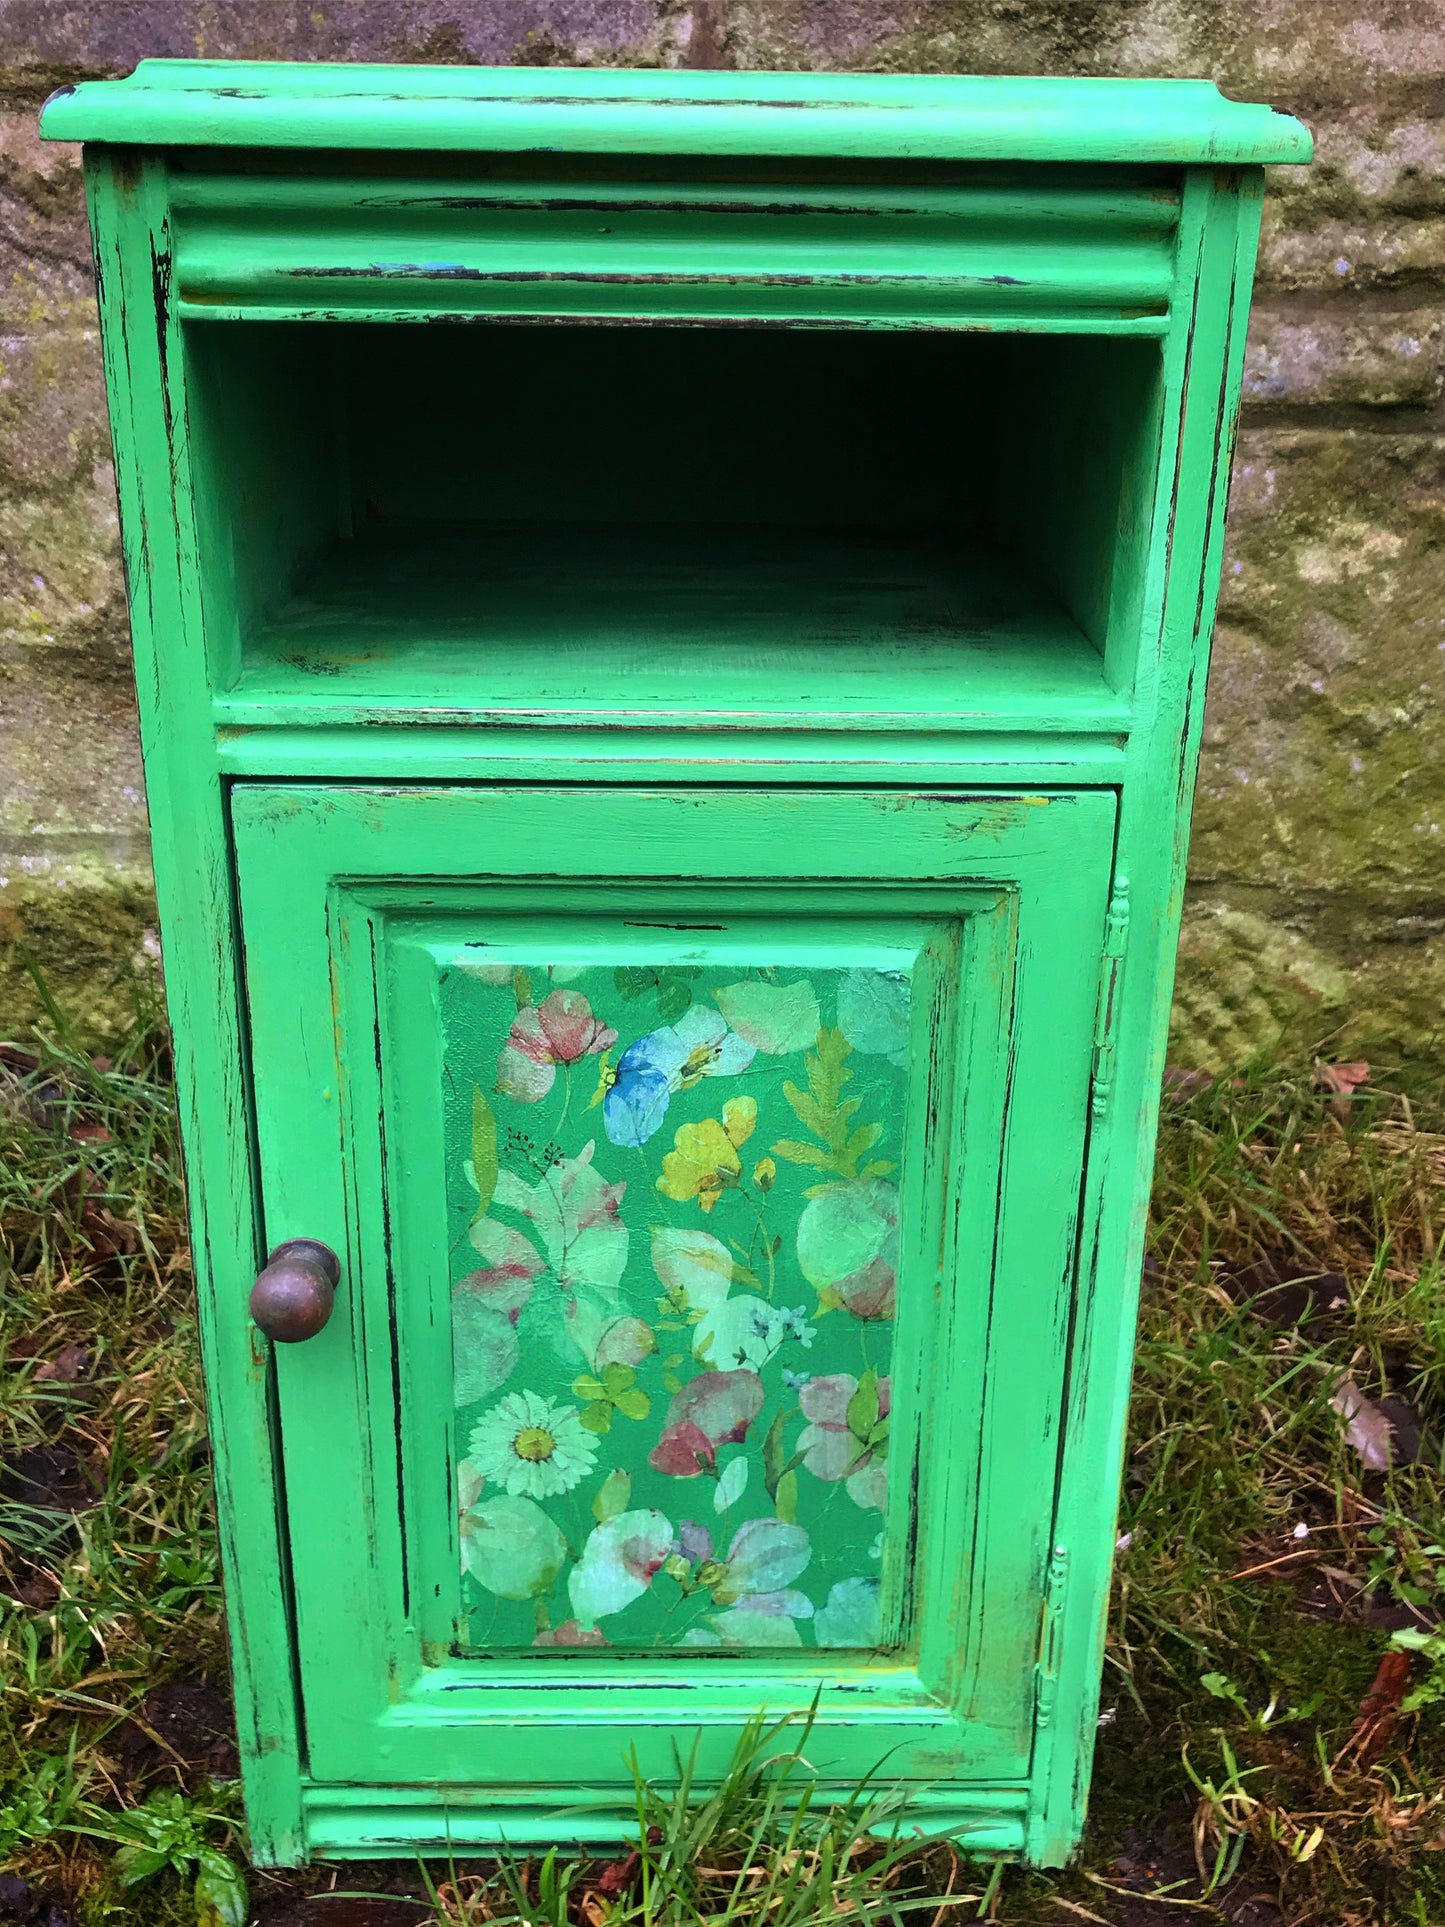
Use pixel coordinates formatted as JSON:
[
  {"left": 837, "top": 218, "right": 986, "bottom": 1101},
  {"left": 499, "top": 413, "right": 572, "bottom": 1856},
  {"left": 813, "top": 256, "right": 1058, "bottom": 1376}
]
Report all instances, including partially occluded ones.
[
  {"left": 649, "top": 1420, "right": 718, "bottom": 1478},
  {"left": 797, "top": 1371, "right": 892, "bottom": 1511},
  {"left": 673, "top": 1521, "right": 715, "bottom": 1565},
  {"left": 534, "top": 1618, "right": 607, "bottom": 1647},
  {"left": 456, "top": 1218, "right": 545, "bottom": 1319},
  {"left": 569, "top": 1509, "right": 676, "bottom": 1628},
  {"left": 649, "top": 1370, "right": 765, "bottom": 1478},
  {"left": 496, "top": 990, "right": 617, "bottom": 1104}
]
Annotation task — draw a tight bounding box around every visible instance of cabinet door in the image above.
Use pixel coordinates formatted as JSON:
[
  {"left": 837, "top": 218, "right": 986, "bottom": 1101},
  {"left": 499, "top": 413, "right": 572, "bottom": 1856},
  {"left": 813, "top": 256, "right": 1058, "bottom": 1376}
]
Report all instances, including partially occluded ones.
[{"left": 233, "top": 785, "right": 1114, "bottom": 1835}]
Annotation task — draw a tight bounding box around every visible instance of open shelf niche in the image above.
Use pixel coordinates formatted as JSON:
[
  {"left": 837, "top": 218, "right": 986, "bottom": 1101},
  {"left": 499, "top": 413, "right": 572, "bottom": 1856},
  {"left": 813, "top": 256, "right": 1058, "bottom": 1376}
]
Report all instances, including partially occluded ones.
[{"left": 185, "top": 321, "right": 1162, "bottom": 728}]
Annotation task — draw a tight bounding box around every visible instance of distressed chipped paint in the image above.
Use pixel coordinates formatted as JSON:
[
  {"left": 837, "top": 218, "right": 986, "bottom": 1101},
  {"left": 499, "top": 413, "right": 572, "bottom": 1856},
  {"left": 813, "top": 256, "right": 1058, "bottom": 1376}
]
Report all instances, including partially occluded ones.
[{"left": 42, "top": 65, "right": 1309, "bottom": 1868}]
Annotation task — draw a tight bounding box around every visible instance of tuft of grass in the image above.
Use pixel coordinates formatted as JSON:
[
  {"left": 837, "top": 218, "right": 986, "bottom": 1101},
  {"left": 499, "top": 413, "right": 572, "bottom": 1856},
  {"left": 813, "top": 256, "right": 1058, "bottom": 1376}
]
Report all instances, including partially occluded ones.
[
  {"left": 3, "top": 1010, "right": 1444, "bottom": 1925},
  {"left": 419, "top": 1705, "right": 971, "bottom": 1923}
]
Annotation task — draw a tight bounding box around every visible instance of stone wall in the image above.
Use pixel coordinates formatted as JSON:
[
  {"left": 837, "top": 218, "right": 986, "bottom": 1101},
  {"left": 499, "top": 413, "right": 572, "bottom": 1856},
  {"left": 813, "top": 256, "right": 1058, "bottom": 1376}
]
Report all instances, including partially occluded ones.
[{"left": 1, "top": 2, "right": 1441, "bottom": 1067}]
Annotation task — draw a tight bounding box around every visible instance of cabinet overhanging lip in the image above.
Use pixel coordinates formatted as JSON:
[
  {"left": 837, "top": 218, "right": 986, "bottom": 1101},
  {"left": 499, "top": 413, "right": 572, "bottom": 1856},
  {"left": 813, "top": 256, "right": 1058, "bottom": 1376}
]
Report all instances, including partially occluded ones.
[{"left": 40, "top": 67, "right": 1312, "bottom": 167}]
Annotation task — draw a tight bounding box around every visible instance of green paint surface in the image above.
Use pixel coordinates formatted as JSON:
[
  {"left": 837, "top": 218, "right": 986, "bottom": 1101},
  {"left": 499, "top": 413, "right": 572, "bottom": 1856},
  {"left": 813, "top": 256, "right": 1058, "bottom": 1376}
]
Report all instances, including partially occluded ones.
[
  {"left": 41, "top": 64, "right": 1312, "bottom": 164},
  {"left": 50, "top": 57, "right": 1305, "bottom": 1867}
]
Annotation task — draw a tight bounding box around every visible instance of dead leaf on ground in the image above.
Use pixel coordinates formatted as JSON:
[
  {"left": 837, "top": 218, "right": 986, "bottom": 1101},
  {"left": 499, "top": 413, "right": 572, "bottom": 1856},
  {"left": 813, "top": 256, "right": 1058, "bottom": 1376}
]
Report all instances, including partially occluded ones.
[
  {"left": 1342, "top": 1648, "right": 1414, "bottom": 1767},
  {"left": 76, "top": 1191, "right": 140, "bottom": 1262},
  {"left": 34, "top": 1344, "right": 90, "bottom": 1384},
  {"left": 0, "top": 1443, "right": 99, "bottom": 1515},
  {"left": 1330, "top": 1376, "right": 1396, "bottom": 1472},
  {"left": 7, "top": 1572, "right": 61, "bottom": 1610},
  {"left": 1365, "top": 1595, "right": 1438, "bottom": 1635},
  {"left": 1315, "top": 1059, "right": 1371, "bottom": 1120},
  {"left": 1315, "top": 1059, "right": 1370, "bottom": 1097},
  {"left": 592, "top": 1848, "right": 641, "bottom": 1899},
  {"left": 0, "top": 1049, "right": 62, "bottom": 1128},
  {"left": 50, "top": 1160, "right": 141, "bottom": 1267},
  {"left": 1373, "top": 1395, "right": 1424, "bottom": 1465}
]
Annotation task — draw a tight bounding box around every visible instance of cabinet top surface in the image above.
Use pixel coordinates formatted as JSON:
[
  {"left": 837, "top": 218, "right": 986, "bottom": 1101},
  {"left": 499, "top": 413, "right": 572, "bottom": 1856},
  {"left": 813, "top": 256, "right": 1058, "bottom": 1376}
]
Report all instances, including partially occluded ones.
[{"left": 41, "top": 61, "right": 1311, "bottom": 165}]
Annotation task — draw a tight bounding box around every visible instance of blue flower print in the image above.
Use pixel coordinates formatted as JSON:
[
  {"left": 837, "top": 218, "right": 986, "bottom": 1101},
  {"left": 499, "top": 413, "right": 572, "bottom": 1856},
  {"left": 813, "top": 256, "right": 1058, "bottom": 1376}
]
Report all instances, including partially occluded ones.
[
  {"left": 600, "top": 1041, "right": 673, "bottom": 1148},
  {"left": 602, "top": 1005, "right": 756, "bottom": 1149},
  {"left": 779, "top": 1305, "right": 816, "bottom": 1348}
]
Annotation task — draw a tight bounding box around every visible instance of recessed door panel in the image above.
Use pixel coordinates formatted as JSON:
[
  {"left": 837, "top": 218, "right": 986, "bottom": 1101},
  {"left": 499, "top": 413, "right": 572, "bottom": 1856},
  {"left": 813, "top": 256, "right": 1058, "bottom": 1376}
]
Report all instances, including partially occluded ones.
[
  {"left": 439, "top": 940, "right": 922, "bottom": 1658},
  {"left": 233, "top": 785, "right": 1115, "bottom": 1816}
]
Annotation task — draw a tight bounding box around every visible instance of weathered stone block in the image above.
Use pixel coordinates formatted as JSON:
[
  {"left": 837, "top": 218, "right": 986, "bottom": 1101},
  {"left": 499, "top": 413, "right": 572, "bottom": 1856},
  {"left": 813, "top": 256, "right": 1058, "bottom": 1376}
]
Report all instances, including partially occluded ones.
[
  {"left": 0, "top": 4, "right": 690, "bottom": 73},
  {"left": 0, "top": 856, "right": 158, "bottom": 1035},
  {"left": 1258, "top": 211, "right": 1445, "bottom": 296},
  {"left": 0, "top": 325, "right": 108, "bottom": 498},
  {"left": 1169, "top": 903, "right": 1348, "bottom": 1070},
  {"left": 1268, "top": 111, "right": 1445, "bottom": 223},
  {"left": 1203, "top": 428, "right": 1445, "bottom": 898},
  {"left": 0, "top": 620, "right": 144, "bottom": 840},
  {"left": 1242, "top": 306, "right": 1442, "bottom": 410},
  {"left": 1169, "top": 891, "right": 1445, "bottom": 1068},
  {"left": 1256, "top": 110, "right": 1445, "bottom": 295},
  {"left": 1163, "top": 426, "right": 1445, "bottom": 1064},
  {"left": 721, "top": 0, "right": 1445, "bottom": 102},
  {"left": 0, "top": 110, "right": 91, "bottom": 322}
]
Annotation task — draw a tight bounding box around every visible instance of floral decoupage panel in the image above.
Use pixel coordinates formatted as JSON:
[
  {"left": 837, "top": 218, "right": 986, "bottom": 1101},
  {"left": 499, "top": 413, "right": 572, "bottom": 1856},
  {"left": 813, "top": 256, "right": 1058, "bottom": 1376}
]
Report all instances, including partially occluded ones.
[{"left": 440, "top": 951, "right": 913, "bottom": 1654}]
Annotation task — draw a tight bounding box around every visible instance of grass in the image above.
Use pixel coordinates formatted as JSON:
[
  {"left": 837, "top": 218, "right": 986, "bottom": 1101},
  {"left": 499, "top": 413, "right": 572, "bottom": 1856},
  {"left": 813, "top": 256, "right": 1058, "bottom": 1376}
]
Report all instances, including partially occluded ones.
[{"left": 1, "top": 998, "right": 1442, "bottom": 1925}]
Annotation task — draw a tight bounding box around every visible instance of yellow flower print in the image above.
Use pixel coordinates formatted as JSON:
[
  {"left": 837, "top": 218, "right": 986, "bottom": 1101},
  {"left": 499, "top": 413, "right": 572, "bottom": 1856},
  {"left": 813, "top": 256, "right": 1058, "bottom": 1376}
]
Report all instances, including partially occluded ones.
[{"left": 657, "top": 1098, "right": 758, "bottom": 1212}]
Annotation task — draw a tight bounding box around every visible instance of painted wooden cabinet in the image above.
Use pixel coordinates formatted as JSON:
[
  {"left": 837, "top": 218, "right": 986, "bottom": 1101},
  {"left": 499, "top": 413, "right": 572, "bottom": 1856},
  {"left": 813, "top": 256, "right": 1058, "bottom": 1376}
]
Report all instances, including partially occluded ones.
[{"left": 42, "top": 65, "right": 1309, "bottom": 1868}]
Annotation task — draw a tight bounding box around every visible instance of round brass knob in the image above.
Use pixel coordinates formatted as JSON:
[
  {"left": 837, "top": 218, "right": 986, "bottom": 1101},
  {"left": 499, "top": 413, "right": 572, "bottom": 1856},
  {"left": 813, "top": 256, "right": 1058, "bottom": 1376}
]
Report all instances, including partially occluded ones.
[{"left": 249, "top": 1238, "right": 340, "bottom": 1343}]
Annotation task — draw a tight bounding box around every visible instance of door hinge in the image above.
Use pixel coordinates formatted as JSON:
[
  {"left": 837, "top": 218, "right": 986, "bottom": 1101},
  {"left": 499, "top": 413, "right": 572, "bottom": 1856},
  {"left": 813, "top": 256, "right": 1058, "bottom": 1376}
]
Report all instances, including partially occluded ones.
[
  {"left": 1090, "top": 877, "right": 1131, "bottom": 1120},
  {"left": 1035, "top": 1544, "right": 1070, "bottom": 1731}
]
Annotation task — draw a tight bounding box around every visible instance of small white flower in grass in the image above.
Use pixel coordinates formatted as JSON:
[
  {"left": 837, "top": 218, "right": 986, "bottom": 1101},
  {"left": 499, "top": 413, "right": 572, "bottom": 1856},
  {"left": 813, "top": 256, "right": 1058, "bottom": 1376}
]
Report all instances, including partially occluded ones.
[
  {"left": 1116, "top": 1532, "right": 1133, "bottom": 1552},
  {"left": 1097, "top": 1707, "right": 1116, "bottom": 1729},
  {"left": 469, "top": 1389, "right": 598, "bottom": 1499},
  {"left": 1293, "top": 1522, "right": 1311, "bottom": 1540}
]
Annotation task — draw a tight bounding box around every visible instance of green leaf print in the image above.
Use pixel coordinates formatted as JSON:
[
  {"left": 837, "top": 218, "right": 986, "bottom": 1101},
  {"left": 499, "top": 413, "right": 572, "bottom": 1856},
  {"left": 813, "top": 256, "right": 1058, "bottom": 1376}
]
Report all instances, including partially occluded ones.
[
  {"left": 772, "top": 1027, "right": 895, "bottom": 1182},
  {"left": 613, "top": 963, "right": 698, "bottom": 1022},
  {"left": 572, "top": 1361, "right": 651, "bottom": 1433},
  {"left": 762, "top": 1408, "right": 787, "bottom": 1499},
  {"left": 592, "top": 1468, "right": 631, "bottom": 1522},
  {"left": 847, "top": 1368, "right": 881, "bottom": 1448},
  {"left": 470, "top": 1085, "right": 498, "bottom": 1221}
]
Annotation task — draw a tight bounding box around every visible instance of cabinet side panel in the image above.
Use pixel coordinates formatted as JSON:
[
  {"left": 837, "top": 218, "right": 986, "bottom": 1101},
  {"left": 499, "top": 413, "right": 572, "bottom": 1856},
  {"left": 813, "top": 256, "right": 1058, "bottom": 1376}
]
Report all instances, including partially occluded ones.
[
  {"left": 82, "top": 150, "right": 306, "bottom": 1862},
  {"left": 1028, "top": 167, "right": 1267, "bottom": 1864}
]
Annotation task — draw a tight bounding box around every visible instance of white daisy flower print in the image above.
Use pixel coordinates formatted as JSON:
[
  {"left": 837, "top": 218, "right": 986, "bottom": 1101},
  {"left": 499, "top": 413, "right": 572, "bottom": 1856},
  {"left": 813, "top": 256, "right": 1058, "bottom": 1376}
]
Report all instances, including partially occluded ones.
[{"left": 469, "top": 1390, "right": 598, "bottom": 1500}]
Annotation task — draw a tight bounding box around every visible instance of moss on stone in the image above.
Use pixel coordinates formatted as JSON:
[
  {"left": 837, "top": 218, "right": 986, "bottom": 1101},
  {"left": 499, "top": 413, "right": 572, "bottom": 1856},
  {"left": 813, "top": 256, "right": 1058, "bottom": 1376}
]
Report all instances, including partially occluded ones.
[{"left": 0, "top": 857, "right": 157, "bottom": 1039}]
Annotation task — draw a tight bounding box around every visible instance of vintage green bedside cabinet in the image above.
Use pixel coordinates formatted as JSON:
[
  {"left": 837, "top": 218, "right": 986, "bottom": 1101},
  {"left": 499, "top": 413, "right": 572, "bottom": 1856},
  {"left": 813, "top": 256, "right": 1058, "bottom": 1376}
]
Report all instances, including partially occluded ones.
[{"left": 42, "top": 64, "right": 1309, "bottom": 1866}]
